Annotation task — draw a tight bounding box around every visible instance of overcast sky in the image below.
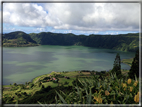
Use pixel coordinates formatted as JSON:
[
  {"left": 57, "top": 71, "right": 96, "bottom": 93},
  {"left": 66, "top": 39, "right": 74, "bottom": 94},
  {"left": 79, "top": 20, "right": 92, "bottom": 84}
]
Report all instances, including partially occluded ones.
[{"left": 3, "top": 2, "right": 140, "bottom": 35}]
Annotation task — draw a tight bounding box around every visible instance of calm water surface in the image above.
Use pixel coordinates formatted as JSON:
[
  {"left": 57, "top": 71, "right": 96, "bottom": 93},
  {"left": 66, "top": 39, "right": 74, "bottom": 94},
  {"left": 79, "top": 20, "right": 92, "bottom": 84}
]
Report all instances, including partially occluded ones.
[{"left": 3, "top": 45, "right": 135, "bottom": 85}]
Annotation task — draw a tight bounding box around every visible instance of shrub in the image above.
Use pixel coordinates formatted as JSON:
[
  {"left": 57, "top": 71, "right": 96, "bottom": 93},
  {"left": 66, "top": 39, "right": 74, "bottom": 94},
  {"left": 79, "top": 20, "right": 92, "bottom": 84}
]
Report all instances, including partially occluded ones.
[
  {"left": 55, "top": 72, "right": 139, "bottom": 104},
  {"left": 64, "top": 81, "right": 69, "bottom": 85},
  {"left": 13, "top": 83, "right": 17, "bottom": 86}
]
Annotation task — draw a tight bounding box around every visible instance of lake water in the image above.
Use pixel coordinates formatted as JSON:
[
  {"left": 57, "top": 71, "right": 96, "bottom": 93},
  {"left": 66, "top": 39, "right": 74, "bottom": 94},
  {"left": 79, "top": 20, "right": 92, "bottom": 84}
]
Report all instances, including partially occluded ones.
[{"left": 3, "top": 45, "right": 135, "bottom": 85}]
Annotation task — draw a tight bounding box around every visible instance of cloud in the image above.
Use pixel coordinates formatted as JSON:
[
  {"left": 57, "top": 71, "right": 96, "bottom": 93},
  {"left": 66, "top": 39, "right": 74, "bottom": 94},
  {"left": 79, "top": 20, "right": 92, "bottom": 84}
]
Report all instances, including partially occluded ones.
[
  {"left": 3, "top": 3, "right": 50, "bottom": 27},
  {"left": 3, "top": 3, "right": 140, "bottom": 32}
]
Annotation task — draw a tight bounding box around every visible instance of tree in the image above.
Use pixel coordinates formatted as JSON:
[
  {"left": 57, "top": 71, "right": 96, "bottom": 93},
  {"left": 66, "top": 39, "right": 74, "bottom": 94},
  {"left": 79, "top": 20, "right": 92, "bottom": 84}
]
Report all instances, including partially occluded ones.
[
  {"left": 13, "top": 83, "right": 17, "bottom": 86},
  {"left": 25, "top": 82, "right": 28, "bottom": 86},
  {"left": 111, "top": 53, "right": 121, "bottom": 78},
  {"left": 128, "top": 49, "right": 139, "bottom": 79}
]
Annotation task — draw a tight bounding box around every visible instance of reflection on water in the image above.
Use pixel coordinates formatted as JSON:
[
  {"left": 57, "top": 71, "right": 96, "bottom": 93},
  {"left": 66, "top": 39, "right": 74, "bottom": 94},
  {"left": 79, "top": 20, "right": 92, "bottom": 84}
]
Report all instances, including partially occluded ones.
[{"left": 3, "top": 45, "right": 135, "bottom": 85}]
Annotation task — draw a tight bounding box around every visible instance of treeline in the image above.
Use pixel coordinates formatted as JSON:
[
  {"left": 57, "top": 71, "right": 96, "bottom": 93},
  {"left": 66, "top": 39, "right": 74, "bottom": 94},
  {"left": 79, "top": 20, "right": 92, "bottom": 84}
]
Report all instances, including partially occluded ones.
[{"left": 3, "top": 31, "right": 140, "bottom": 52}]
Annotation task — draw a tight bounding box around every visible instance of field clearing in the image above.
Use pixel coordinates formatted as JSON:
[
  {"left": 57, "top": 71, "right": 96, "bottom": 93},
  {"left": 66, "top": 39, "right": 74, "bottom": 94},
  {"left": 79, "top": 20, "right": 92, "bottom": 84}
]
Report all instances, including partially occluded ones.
[
  {"left": 42, "top": 82, "right": 58, "bottom": 88},
  {"left": 121, "top": 58, "right": 133, "bottom": 66}
]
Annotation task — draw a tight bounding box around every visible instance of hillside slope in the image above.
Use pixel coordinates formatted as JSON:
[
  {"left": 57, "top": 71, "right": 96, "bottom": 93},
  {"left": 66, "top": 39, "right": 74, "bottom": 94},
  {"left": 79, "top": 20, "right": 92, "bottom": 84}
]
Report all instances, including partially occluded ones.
[
  {"left": 3, "top": 31, "right": 140, "bottom": 52},
  {"left": 3, "top": 31, "right": 38, "bottom": 47},
  {"left": 29, "top": 32, "right": 140, "bottom": 52}
]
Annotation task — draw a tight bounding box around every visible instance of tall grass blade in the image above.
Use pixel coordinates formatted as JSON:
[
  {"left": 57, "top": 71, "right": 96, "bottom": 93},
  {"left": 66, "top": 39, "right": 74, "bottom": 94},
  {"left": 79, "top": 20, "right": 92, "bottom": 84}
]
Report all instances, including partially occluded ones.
[
  {"left": 55, "top": 90, "right": 67, "bottom": 104},
  {"left": 87, "top": 87, "right": 92, "bottom": 104}
]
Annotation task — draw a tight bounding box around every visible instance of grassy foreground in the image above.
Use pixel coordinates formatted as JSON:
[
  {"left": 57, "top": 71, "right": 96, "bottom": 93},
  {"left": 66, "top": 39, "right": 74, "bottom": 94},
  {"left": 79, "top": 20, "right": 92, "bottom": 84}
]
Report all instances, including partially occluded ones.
[
  {"left": 2, "top": 68, "right": 140, "bottom": 105},
  {"left": 2, "top": 70, "right": 91, "bottom": 104}
]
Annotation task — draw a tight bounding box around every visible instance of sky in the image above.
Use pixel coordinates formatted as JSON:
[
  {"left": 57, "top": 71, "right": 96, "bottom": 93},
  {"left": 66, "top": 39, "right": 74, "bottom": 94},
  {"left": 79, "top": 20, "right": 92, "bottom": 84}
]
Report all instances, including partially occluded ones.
[{"left": 2, "top": 2, "right": 141, "bottom": 35}]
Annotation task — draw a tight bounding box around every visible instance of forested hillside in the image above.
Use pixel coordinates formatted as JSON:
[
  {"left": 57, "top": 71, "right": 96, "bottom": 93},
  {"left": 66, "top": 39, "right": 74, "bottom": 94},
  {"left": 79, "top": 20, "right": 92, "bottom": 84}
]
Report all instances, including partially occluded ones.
[
  {"left": 3, "top": 31, "right": 140, "bottom": 52},
  {"left": 3, "top": 31, "right": 38, "bottom": 47},
  {"left": 29, "top": 32, "right": 140, "bottom": 52}
]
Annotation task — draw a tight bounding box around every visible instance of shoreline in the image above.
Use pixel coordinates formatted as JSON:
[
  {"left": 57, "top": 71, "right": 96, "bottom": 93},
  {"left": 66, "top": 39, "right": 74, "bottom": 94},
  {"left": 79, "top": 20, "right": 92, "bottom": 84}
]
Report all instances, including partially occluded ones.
[
  {"left": 30, "top": 71, "right": 54, "bottom": 83},
  {"left": 3, "top": 69, "right": 131, "bottom": 86},
  {"left": 121, "top": 58, "right": 133, "bottom": 67}
]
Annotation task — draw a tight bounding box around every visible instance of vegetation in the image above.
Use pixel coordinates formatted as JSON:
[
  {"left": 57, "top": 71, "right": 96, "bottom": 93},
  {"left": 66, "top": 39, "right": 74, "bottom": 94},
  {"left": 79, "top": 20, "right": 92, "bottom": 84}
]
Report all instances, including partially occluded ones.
[
  {"left": 2, "top": 31, "right": 140, "bottom": 105},
  {"left": 3, "top": 69, "right": 139, "bottom": 105},
  {"left": 55, "top": 73, "right": 139, "bottom": 105},
  {"left": 128, "top": 50, "right": 139, "bottom": 79},
  {"left": 121, "top": 58, "right": 133, "bottom": 66},
  {"left": 3, "top": 31, "right": 38, "bottom": 47},
  {"left": 3, "top": 31, "right": 140, "bottom": 52},
  {"left": 111, "top": 53, "right": 121, "bottom": 78},
  {"left": 2, "top": 52, "right": 140, "bottom": 105}
]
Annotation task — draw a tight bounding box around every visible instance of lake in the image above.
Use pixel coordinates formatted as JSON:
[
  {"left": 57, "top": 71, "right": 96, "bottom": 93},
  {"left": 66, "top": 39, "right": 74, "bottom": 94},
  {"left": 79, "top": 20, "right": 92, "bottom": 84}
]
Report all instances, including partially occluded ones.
[{"left": 3, "top": 45, "right": 135, "bottom": 85}]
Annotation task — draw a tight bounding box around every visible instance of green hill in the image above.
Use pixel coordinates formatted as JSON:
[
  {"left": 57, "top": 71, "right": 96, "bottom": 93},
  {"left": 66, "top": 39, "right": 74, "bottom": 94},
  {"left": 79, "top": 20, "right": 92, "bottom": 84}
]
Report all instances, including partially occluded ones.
[
  {"left": 3, "top": 31, "right": 140, "bottom": 52},
  {"left": 29, "top": 32, "right": 140, "bottom": 52},
  {"left": 3, "top": 31, "right": 38, "bottom": 47}
]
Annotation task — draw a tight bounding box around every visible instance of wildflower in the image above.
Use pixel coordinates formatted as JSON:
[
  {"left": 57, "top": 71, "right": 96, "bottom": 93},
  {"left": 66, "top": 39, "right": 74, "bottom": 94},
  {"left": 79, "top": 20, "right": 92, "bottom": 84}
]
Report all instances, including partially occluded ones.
[
  {"left": 134, "top": 93, "right": 139, "bottom": 103},
  {"left": 122, "top": 83, "right": 127, "bottom": 88},
  {"left": 127, "top": 79, "right": 132, "bottom": 84},
  {"left": 137, "top": 92, "right": 139, "bottom": 96},
  {"left": 97, "top": 95, "right": 102, "bottom": 103},
  {"left": 105, "top": 90, "right": 110, "bottom": 96},
  {"left": 133, "top": 81, "right": 138, "bottom": 87},
  {"left": 129, "top": 87, "right": 133, "bottom": 92},
  {"left": 94, "top": 96, "right": 97, "bottom": 100},
  {"left": 94, "top": 94, "right": 102, "bottom": 103}
]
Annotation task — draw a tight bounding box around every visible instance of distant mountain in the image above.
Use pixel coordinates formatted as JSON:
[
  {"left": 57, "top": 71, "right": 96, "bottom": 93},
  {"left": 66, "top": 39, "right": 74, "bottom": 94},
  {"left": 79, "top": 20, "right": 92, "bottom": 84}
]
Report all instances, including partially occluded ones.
[
  {"left": 2, "top": 31, "right": 140, "bottom": 52},
  {"left": 3, "top": 31, "right": 38, "bottom": 47}
]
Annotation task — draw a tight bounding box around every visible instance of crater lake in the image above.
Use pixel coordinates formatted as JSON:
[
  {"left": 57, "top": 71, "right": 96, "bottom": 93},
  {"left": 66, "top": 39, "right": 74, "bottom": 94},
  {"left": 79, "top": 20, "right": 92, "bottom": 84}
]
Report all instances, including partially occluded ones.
[{"left": 3, "top": 45, "right": 135, "bottom": 85}]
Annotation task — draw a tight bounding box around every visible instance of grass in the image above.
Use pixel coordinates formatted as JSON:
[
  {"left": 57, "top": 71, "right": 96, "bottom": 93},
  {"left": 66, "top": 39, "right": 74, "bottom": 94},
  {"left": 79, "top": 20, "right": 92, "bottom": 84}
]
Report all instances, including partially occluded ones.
[
  {"left": 3, "top": 67, "right": 133, "bottom": 104},
  {"left": 2, "top": 71, "right": 81, "bottom": 102}
]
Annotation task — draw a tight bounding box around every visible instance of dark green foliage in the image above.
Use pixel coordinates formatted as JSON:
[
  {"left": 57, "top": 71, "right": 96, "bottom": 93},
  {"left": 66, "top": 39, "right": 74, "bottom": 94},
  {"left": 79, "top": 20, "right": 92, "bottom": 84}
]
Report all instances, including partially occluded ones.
[
  {"left": 72, "top": 77, "right": 83, "bottom": 87},
  {"left": 53, "top": 79, "right": 58, "bottom": 83},
  {"left": 36, "top": 86, "right": 51, "bottom": 94},
  {"left": 3, "top": 31, "right": 139, "bottom": 52},
  {"left": 41, "top": 85, "right": 45, "bottom": 89},
  {"left": 29, "top": 83, "right": 34, "bottom": 88},
  {"left": 25, "top": 82, "right": 28, "bottom": 85},
  {"left": 18, "top": 86, "right": 73, "bottom": 104},
  {"left": 128, "top": 49, "right": 139, "bottom": 79},
  {"left": 64, "top": 81, "right": 69, "bottom": 85},
  {"left": 37, "top": 82, "right": 42, "bottom": 87},
  {"left": 55, "top": 74, "right": 64, "bottom": 78},
  {"left": 10, "top": 86, "right": 19, "bottom": 91},
  {"left": 13, "top": 83, "right": 17, "bottom": 86},
  {"left": 111, "top": 53, "right": 122, "bottom": 78},
  {"left": 3, "top": 97, "right": 14, "bottom": 104},
  {"left": 28, "top": 82, "right": 31, "bottom": 85},
  {"left": 18, "top": 84, "right": 25, "bottom": 89},
  {"left": 22, "top": 92, "right": 27, "bottom": 96},
  {"left": 3, "top": 31, "right": 37, "bottom": 47}
]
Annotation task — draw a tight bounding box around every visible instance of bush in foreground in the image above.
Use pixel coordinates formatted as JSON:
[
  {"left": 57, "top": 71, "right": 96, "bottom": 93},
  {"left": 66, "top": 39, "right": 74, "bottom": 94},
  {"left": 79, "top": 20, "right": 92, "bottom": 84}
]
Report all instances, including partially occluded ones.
[{"left": 55, "top": 73, "right": 139, "bottom": 105}]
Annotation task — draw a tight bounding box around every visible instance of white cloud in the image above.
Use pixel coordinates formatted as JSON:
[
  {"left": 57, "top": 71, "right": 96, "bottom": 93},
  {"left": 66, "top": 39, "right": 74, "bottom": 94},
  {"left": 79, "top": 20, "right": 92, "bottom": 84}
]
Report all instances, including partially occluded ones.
[
  {"left": 36, "top": 28, "right": 45, "bottom": 32},
  {"left": 3, "top": 3, "right": 49, "bottom": 27},
  {"left": 3, "top": 3, "right": 140, "bottom": 32}
]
